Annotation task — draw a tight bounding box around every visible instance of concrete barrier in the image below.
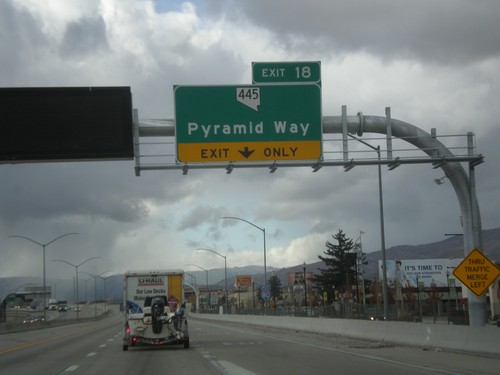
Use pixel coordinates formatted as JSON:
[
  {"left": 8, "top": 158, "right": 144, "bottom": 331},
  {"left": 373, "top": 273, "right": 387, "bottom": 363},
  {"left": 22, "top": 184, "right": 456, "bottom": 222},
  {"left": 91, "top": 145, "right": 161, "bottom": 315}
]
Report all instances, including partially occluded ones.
[{"left": 192, "top": 313, "right": 500, "bottom": 357}]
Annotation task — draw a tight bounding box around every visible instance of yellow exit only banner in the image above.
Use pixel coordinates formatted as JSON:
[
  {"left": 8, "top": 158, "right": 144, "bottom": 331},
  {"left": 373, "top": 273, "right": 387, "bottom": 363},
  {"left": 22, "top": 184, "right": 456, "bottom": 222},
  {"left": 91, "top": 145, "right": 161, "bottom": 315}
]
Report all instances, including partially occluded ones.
[{"left": 177, "top": 140, "right": 321, "bottom": 163}]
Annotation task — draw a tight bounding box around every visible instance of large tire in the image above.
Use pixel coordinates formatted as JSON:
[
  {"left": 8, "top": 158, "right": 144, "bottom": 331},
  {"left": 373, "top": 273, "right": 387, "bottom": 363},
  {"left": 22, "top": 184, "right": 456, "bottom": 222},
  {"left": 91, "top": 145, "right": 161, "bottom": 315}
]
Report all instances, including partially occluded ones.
[
  {"left": 184, "top": 337, "right": 190, "bottom": 349},
  {"left": 122, "top": 344, "right": 128, "bottom": 351}
]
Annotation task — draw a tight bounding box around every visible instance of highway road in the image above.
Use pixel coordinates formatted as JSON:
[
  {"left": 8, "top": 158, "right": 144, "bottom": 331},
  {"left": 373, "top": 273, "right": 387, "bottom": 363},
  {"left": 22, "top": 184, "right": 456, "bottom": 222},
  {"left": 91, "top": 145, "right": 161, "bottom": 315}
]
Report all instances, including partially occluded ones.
[{"left": 0, "top": 310, "right": 499, "bottom": 375}]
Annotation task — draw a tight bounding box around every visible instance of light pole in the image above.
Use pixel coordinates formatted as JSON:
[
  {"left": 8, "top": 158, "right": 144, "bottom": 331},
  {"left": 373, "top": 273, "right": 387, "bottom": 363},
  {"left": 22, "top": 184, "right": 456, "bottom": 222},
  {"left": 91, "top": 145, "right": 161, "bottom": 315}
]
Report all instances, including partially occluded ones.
[
  {"left": 83, "top": 277, "right": 91, "bottom": 302},
  {"left": 52, "top": 257, "right": 100, "bottom": 319},
  {"left": 9, "top": 232, "right": 78, "bottom": 320},
  {"left": 184, "top": 272, "right": 197, "bottom": 312},
  {"left": 221, "top": 217, "right": 267, "bottom": 283},
  {"left": 81, "top": 270, "right": 113, "bottom": 318},
  {"left": 347, "top": 134, "right": 389, "bottom": 320},
  {"left": 185, "top": 272, "right": 197, "bottom": 289},
  {"left": 446, "top": 270, "right": 451, "bottom": 324},
  {"left": 185, "top": 264, "right": 209, "bottom": 310},
  {"left": 303, "top": 262, "right": 308, "bottom": 316},
  {"left": 196, "top": 248, "right": 228, "bottom": 314},
  {"left": 353, "top": 232, "right": 367, "bottom": 314},
  {"left": 98, "top": 274, "right": 115, "bottom": 313},
  {"left": 52, "top": 280, "right": 65, "bottom": 301},
  {"left": 416, "top": 274, "right": 422, "bottom": 322}
]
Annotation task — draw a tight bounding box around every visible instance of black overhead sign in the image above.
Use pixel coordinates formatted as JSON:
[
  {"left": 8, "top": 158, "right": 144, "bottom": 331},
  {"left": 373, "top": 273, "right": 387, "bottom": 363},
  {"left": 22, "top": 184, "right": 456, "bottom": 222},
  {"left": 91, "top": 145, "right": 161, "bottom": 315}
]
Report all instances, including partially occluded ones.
[{"left": 0, "top": 86, "right": 133, "bottom": 163}]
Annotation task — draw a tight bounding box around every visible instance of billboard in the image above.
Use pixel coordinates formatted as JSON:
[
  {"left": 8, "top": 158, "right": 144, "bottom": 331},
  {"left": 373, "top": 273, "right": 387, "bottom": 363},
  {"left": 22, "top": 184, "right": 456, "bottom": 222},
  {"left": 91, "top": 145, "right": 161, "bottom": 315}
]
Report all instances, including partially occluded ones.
[
  {"left": 378, "top": 258, "right": 463, "bottom": 288},
  {"left": 235, "top": 275, "right": 253, "bottom": 290},
  {"left": 0, "top": 86, "right": 133, "bottom": 163},
  {"left": 287, "top": 271, "right": 314, "bottom": 286}
]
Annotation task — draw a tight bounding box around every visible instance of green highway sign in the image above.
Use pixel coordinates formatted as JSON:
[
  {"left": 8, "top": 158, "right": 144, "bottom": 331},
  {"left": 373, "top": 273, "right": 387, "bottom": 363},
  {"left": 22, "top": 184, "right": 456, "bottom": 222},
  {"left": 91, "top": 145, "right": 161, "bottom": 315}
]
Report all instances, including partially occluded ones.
[
  {"left": 252, "top": 61, "right": 321, "bottom": 84},
  {"left": 174, "top": 84, "right": 322, "bottom": 163}
]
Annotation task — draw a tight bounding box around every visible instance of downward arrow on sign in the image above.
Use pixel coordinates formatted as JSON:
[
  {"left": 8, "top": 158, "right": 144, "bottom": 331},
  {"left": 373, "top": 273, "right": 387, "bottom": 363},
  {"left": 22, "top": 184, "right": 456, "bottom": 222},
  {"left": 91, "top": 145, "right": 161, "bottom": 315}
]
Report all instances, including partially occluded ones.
[{"left": 238, "top": 146, "right": 255, "bottom": 159}]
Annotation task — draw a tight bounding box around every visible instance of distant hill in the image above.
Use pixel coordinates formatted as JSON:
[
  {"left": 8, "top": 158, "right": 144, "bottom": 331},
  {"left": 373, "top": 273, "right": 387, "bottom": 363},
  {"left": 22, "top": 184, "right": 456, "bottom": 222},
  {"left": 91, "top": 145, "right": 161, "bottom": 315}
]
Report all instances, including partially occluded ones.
[
  {"left": 360, "top": 227, "right": 500, "bottom": 281},
  {"left": 2, "top": 228, "right": 499, "bottom": 301},
  {"left": 219, "top": 227, "right": 500, "bottom": 287}
]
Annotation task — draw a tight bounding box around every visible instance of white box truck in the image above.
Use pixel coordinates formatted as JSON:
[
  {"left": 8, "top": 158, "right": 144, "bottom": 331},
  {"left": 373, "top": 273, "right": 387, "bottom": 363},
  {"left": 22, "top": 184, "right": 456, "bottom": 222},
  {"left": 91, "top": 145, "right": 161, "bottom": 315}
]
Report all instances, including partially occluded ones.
[{"left": 122, "top": 270, "right": 189, "bottom": 351}]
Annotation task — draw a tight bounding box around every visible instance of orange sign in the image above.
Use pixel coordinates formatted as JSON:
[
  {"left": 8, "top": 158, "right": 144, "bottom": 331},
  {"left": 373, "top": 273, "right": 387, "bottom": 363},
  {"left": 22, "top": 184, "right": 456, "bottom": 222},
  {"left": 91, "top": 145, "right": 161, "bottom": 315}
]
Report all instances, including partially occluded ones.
[
  {"left": 235, "top": 275, "right": 253, "bottom": 288},
  {"left": 177, "top": 140, "right": 321, "bottom": 162},
  {"left": 453, "top": 248, "right": 500, "bottom": 296}
]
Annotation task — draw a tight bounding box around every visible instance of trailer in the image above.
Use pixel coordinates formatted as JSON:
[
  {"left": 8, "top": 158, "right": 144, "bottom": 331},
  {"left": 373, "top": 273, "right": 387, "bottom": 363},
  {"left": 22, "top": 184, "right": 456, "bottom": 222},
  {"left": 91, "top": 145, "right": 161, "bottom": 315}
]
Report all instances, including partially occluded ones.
[{"left": 122, "top": 270, "right": 189, "bottom": 351}]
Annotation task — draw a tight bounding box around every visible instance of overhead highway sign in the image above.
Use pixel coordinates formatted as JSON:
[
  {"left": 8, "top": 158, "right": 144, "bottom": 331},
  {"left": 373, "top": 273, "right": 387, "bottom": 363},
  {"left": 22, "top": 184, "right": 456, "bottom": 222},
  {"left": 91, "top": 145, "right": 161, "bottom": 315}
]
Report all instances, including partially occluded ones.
[
  {"left": 174, "top": 84, "right": 322, "bottom": 163},
  {"left": 252, "top": 61, "right": 321, "bottom": 84}
]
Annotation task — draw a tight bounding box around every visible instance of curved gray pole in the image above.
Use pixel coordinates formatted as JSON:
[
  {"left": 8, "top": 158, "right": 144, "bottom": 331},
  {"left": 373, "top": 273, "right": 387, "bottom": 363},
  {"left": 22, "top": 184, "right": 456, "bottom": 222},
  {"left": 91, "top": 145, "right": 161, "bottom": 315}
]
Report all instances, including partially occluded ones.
[{"left": 324, "top": 113, "right": 485, "bottom": 326}]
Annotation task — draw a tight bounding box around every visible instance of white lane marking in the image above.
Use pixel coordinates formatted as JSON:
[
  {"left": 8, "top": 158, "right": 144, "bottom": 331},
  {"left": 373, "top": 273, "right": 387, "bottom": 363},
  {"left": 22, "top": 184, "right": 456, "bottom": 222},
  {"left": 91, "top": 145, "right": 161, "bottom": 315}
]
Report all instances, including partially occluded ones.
[
  {"left": 217, "top": 360, "right": 258, "bottom": 375},
  {"left": 197, "top": 347, "right": 257, "bottom": 375},
  {"left": 99, "top": 344, "right": 106, "bottom": 348},
  {"left": 229, "top": 327, "right": 467, "bottom": 375},
  {"left": 64, "top": 365, "right": 79, "bottom": 372},
  {"left": 86, "top": 352, "right": 96, "bottom": 357},
  {"left": 200, "top": 321, "right": 469, "bottom": 375}
]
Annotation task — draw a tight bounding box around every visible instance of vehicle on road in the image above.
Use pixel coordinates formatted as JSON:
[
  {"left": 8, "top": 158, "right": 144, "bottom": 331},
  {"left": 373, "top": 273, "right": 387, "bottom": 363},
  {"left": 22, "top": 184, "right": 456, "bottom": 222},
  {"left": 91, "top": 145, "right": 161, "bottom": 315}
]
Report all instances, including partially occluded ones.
[
  {"left": 22, "top": 314, "right": 45, "bottom": 324},
  {"left": 48, "top": 298, "right": 58, "bottom": 310},
  {"left": 122, "top": 269, "right": 189, "bottom": 351}
]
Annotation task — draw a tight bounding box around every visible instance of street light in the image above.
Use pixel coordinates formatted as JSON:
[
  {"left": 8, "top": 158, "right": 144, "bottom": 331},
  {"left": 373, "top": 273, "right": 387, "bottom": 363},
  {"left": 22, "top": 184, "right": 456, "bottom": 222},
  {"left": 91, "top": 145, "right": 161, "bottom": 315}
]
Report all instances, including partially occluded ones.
[
  {"left": 196, "top": 248, "right": 228, "bottom": 314},
  {"left": 52, "top": 257, "right": 100, "bottom": 319},
  {"left": 185, "top": 272, "right": 197, "bottom": 289},
  {"left": 446, "top": 270, "right": 451, "bottom": 324},
  {"left": 98, "top": 273, "right": 115, "bottom": 313},
  {"left": 9, "top": 232, "right": 78, "bottom": 320},
  {"left": 52, "top": 280, "right": 66, "bottom": 301},
  {"left": 303, "top": 262, "right": 308, "bottom": 316},
  {"left": 221, "top": 217, "right": 267, "bottom": 283},
  {"left": 184, "top": 272, "right": 197, "bottom": 312},
  {"left": 353, "top": 232, "right": 368, "bottom": 313},
  {"left": 80, "top": 270, "right": 113, "bottom": 318},
  {"left": 416, "top": 274, "right": 422, "bottom": 322},
  {"left": 347, "top": 134, "right": 389, "bottom": 320},
  {"left": 185, "top": 264, "right": 209, "bottom": 310}
]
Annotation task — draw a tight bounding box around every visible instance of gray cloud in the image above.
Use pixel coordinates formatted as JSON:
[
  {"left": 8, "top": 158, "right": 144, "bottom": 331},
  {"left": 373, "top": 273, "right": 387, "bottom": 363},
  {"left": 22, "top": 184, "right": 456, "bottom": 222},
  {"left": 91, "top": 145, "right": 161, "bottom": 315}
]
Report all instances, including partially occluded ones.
[
  {"left": 0, "top": 2, "right": 49, "bottom": 83},
  {"left": 0, "top": 162, "right": 192, "bottom": 224},
  {"left": 1, "top": 0, "right": 498, "bottom": 276},
  {"left": 229, "top": 0, "right": 500, "bottom": 64},
  {"left": 60, "top": 16, "right": 109, "bottom": 58}
]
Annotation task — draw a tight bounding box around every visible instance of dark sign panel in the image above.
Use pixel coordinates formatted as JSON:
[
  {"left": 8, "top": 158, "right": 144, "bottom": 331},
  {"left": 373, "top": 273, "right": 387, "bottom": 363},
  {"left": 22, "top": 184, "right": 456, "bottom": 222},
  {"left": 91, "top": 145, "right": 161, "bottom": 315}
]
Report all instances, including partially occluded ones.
[{"left": 0, "top": 86, "right": 133, "bottom": 163}]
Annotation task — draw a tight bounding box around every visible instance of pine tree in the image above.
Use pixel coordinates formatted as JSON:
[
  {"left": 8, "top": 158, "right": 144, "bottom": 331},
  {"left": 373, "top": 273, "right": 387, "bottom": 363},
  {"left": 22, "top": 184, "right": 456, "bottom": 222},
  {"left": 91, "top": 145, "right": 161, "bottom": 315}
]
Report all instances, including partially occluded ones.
[
  {"left": 315, "top": 229, "right": 356, "bottom": 300},
  {"left": 269, "top": 274, "right": 282, "bottom": 308}
]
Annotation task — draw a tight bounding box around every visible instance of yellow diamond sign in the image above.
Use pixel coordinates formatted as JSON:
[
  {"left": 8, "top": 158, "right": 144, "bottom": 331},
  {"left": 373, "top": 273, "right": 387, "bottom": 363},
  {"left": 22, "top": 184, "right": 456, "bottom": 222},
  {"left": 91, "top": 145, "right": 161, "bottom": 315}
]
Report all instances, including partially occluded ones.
[{"left": 453, "top": 248, "right": 500, "bottom": 296}]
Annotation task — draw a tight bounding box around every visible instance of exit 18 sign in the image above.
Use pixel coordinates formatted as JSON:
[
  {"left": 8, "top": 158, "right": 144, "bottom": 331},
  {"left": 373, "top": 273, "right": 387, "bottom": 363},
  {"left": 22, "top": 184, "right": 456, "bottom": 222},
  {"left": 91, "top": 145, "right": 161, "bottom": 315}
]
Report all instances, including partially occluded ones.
[
  {"left": 252, "top": 61, "right": 321, "bottom": 84},
  {"left": 174, "top": 84, "right": 322, "bottom": 163}
]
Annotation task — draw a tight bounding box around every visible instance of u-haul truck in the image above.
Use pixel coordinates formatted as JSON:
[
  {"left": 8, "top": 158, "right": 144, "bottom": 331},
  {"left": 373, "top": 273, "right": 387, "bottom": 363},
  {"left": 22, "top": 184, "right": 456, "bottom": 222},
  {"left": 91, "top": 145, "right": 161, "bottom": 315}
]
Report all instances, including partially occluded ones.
[{"left": 122, "top": 270, "right": 189, "bottom": 351}]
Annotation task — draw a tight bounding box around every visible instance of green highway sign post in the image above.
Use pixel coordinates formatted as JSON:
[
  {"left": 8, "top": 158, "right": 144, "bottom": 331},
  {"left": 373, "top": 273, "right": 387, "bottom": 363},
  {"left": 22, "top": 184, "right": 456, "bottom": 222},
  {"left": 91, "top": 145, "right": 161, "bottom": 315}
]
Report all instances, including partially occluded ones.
[
  {"left": 174, "top": 84, "right": 322, "bottom": 163},
  {"left": 252, "top": 61, "right": 321, "bottom": 84}
]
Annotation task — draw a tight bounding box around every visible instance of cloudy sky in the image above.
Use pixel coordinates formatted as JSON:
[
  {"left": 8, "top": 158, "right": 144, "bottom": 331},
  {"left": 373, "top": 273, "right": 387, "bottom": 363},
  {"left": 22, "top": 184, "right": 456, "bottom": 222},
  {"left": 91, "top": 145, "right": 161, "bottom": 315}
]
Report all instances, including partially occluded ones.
[{"left": 1, "top": 0, "right": 499, "bottom": 283}]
